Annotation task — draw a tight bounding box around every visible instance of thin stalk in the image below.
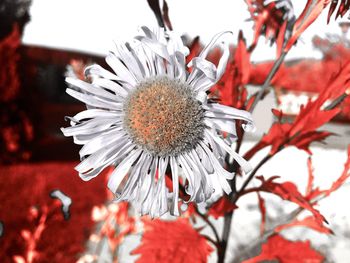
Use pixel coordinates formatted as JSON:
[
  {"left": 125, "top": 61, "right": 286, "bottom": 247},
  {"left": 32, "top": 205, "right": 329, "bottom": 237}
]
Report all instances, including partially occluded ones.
[
  {"left": 194, "top": 206, "right": 221, "bottom": 246},
  {"left": 218, "top": 154, "right": 273, "bottom": 263},
  {"left": 174, "top": 177, "right": 221, "bottom": 247},
  {"left": 249, "top": 52, "right": 287, "bottom": 112},
  {"left": 218, "top": 51, "right": 288, "bottom": 263}
]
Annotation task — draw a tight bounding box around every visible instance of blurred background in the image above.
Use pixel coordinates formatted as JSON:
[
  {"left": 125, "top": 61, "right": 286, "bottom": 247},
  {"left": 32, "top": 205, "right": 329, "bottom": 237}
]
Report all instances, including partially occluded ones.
[{"left": 1, "top": 0, "right": 350, "bottom": 262}]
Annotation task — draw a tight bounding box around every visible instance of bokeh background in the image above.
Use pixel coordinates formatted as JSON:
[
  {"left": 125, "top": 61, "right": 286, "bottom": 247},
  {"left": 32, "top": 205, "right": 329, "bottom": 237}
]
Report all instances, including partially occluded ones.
[{"left": 1, "top": 0, "right": 350, "bottom": 262}]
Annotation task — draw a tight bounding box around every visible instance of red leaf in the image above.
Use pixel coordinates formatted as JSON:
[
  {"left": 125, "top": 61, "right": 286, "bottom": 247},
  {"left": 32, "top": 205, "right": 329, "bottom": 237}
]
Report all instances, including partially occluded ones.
[
  {"left": 235, "top": 31, "right": 251, "bottom": 86},
  {"left": 271, "top": 108, "right": 283, "bottom": 120},
  {"left": 244, "top": 0, "right": 294, "bottom": 54},
  {"left": 305, "top": 145, "right": 350, "bottom": 200},
  {"left": 285, "top": 0, "right": 331, "bottom": 52},
  {"left": 243, "top": 234, "right": 324, "bottom": 263},
  {"left": 327, "top": 0, "right": 339, "bottom": 22},
  {"left": 276, "top": 20, "right": 288, "bottom": 57},
  {"left": 306, "top": 157, "right": 315, "bottom": 197},
  {"left": 323, "top": 145, "right": 350, "bottom": 196},
  {"left": 290, "top": 131, "right": 332, "bottom": 155},
  {"left": 208, "top": 197, "right": 238, "bottom": 219},
  {"left": 244, "top": 61, "right": 350, "bottom": 160},
  {"left": 244, "top": 122, "right": 291, "bottom": 159},
  {"left": 275, "top": 216, "right": 333, "bottom": 235},
  {"left": 256, "top": 176, "right": 326, "bottom": 225},
  {"left": 328, "top": 0, "right": 350, "bottom": 22},
  {"left": 0, "top": 24, "right": 21, "bottom": 103},
  {"left": 257, "top": 192, "right": 266, "bottom": 236},
  {"left": 211, "top": 32, "right": 251, "bottom": 109},
  {"left": 132, "top": 219, "right": 213, "bottom": 263},
  {"left": 186, "top": 37, "right": 201, "bottom": 65}
]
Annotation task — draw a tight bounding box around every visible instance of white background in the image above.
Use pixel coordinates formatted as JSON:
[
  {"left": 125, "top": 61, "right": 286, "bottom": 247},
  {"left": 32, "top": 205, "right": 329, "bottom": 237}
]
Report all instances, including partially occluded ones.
[{"left": 22, "top": 0, "right": 343, "bottom": 62}]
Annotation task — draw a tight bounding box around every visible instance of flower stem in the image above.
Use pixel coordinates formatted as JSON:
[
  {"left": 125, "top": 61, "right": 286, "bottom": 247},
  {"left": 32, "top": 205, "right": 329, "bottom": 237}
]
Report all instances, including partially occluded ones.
[
  {"left": 218, "top": 153, "right": 273, "bottom": 263},
  {"left": 174, "top": 177, "right": 221, "bottom": 247},
  {"left": 218, "top": 51, "right": 288, "bottom": 263}
]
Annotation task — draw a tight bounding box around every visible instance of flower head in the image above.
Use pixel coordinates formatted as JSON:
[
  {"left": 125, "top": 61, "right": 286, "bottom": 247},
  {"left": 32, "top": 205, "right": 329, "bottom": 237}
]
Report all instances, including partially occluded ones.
[{"left": 61, "top": 26, "right": 255, "bottom": 217}]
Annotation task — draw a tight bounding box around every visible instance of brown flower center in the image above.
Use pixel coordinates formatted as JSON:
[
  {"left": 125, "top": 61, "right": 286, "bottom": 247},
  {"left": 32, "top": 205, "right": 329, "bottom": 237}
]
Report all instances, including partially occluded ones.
[{"left": 124, "top": 77, "right": 205, "bottom": 156}]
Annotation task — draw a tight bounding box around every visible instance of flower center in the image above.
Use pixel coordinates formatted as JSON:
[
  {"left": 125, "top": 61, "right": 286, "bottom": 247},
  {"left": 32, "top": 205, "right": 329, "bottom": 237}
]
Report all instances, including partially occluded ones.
[{"left": 124, "top": 77, "right": 205, "bottom": 156}]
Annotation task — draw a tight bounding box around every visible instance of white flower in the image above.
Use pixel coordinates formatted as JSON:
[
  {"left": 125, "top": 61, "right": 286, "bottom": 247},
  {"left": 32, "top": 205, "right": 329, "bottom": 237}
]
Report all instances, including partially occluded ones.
[{"left": 61, "top": 26, "right": 255, "bottom": 217}]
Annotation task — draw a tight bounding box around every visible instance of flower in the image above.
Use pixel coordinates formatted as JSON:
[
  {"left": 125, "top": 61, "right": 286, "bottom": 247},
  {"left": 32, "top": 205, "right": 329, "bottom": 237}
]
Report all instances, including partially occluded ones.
[{"left": 61, "top": 26, "right": 255, "bottom": 217}]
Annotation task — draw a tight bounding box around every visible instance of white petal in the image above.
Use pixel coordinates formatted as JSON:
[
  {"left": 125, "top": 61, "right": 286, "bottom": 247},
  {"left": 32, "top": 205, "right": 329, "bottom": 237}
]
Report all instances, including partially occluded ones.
[
  {"left": 205, "top": 130, "right": 252, "bottom": 174},
  {"left": 66, "top": 88, "right": 122, "bottom": 110},
  {"left": 136, "top": 36, "right": 171, "bottom": 62},
  {"left": 190, "top": 149, "right": 214, "bottom": 200},
  {"left": 85, "top": 64, "right": 119, "bottom": 81},
  {"left": 68, "top": 109, "right": 122, "bottom": 122},
  {"left": 113, "top": 42, "right": 145, "bottom": 81},
  {"left": 93, "top": 78, "right": 129, "bottom": 97},
  {"left": 76, "top": 140, "right": 134, "bottom": 181},
  {"left": 106, "top": 53, "right": 138, "bottom": 86},
  {"left": 205, "top": 103, "right": 255, "bottom": 132},
  {"left": 204, "top": 118, "right": 237, "bottom": 135},
  {"left": 107, "top": 148, "right": 143, "bottom": 193},
  {"left": 140, "top": 158, "right": 158, "bottom": 215},
  {"left": 170, "top": 156, "right": 180, "bottom": 216},
  {"left": 61, "top": 118, "right": 118, "bottom": 137},
  {"left": 79, "top": 130, "right": 127, "bottom": 158},
  {"left": 200, "top": 142, "right": 233, "bottom": 194},
  {"left": 116, "top": 153, "right": 148, "bottom": 201},
  {"left": 66, "top": 77, "right": 120, "bottom": 101}
]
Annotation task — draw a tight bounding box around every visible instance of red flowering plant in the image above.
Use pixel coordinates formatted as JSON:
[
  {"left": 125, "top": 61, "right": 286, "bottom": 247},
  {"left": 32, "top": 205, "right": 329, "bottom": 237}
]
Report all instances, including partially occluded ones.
[{"left": 54, "top": 0, "right": 350, "bottom": 262}]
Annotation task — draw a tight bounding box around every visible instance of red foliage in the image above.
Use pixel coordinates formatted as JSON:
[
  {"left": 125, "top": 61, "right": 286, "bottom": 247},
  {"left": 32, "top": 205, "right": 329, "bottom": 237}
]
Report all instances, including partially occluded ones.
[
  {"left": 243, "top": 234, "right": 324, "bottom": 263},
  {"left": 244, "top": 64, "right": 349, "bottom": 159},
  {"left": 275, "top": 216, "right": 333, "bottom": 235},
  {"left": 306, "top": 157, "right": 315, "bottom": 197},
  {"left": 285, "top": 0, "right": 330, "bottom": 52},
  {"left": 323, "top": 145, "right": 350, "bottom": 196},
  {"left": 249, "top": 38, "right": 350, "bottom": 120},
  {"left": 252, "top": 176, "right": 325, "bottom": 224},
  {"left": 0, "top": 24, "right": 20, "bottom": 103},
  {"left": 186, "top": 37, "right": 201, "bottom": 65},
  {"left": 0, "top": 162, "right": 108, "bottom": 262},
  {"left": 302, "top": 145, "right": 350, "bottom": 201},
  {"left": 328, "top": 0, "right": 350, "bottom": 23},
  {"left": 208, "top": 197, "right": 238, "bottom": 219},
  {"left": 0, "top": 23, "right": 35, "bottom": 164},
  {"left": 257, "top": 192, "right": 266, "bottom": 236},
  {"left": 93, "top": 202, "right": 136, "bottom": 252},
  {"left": 132, "top": 219, "right": 213, "bottom": 263},
  {"left": 245, "top": 0, "right": 294, "bottom": 53},
  {"left": 211, "top": 32, "right": 252, "bottom": 110}
]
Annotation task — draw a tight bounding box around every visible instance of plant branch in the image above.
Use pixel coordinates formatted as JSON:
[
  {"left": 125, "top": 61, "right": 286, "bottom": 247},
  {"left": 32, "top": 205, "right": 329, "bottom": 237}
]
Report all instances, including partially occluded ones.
[
  {"left": 249, "top": 52, "right": 287, "bottom": 113},
  {"left": 218, "top": 153, "right": 274, "bottom": 263},
  {"left": 202, "top": 234, "right": 220, "bottom": 249},
  {"left": 194, "top": 205, "right": 221, "bottom": 245},
  {"left": 172, "top": 176, "right": 221, "bottom": 247}
]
